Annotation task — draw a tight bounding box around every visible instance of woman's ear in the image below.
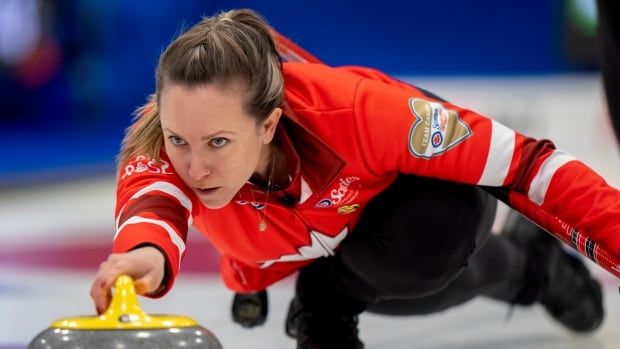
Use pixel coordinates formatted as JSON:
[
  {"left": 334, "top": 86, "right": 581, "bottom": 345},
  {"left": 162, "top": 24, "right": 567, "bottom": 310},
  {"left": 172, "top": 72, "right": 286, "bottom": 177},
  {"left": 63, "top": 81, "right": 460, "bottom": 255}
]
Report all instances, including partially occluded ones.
[{"left": 260, "top": 108, "right": 282, "bottom": 144}]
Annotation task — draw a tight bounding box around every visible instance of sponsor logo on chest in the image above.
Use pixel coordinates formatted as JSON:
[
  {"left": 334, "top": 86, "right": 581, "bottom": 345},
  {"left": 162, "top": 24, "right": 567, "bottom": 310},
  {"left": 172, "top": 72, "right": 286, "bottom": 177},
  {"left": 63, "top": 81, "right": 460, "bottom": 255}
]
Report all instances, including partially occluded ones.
[
  {"left": 121, "top": 156, "right": 173, "bottom": 179},
  {"left": 234, "top": 200, "right": 266, "bottom": 210},
  {"left": 314, "top": 176, "right": 361, "bottom": 208}
]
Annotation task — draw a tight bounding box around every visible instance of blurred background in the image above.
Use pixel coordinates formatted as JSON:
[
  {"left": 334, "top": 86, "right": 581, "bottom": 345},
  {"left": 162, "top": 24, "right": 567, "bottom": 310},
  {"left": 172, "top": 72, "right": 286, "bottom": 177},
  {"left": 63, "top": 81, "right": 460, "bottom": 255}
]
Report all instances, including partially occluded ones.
[
  {"left": 1, "top": 1, "right": 619, "bottom": 348},
  {"left": 0, "top": 0, "right": 610, "bottom": 184}
]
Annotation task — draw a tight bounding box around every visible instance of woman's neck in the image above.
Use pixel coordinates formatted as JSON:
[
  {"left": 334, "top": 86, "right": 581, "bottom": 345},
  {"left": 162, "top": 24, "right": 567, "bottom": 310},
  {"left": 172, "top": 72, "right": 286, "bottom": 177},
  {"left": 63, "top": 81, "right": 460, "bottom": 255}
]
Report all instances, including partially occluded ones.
[{"left": 251, "top": 142, "right": 288, "bottom": 190}]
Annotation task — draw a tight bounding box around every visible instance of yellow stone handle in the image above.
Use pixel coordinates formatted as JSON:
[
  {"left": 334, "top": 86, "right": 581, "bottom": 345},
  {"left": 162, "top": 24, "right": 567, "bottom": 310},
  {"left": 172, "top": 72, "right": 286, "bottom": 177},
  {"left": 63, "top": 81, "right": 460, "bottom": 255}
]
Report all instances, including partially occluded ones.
[
  {"left": 51, "top": 274, "right": 197, "bottom": 330},
  {"left": 100, "top": 274, "right": 149, "bottom": 325}
]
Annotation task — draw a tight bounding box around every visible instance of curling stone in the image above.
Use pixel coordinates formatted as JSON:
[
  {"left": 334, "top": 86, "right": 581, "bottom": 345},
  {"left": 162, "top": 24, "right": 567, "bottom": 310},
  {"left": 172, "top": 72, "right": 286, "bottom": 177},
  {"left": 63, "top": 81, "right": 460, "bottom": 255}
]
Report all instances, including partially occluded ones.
[{"left": 28, "top": 275, "right": 223, "bottom": 348}]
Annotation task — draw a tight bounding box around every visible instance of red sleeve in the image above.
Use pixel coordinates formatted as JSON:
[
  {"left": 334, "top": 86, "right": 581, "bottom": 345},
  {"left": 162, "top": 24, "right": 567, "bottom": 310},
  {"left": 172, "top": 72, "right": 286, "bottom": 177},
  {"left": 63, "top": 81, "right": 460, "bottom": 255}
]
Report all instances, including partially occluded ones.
[
  {"left": 114, "top": 151, "right": 199, "bottom": 297},
  {"left": 353, "top": 77, "right": 620, "bottom": 255}
]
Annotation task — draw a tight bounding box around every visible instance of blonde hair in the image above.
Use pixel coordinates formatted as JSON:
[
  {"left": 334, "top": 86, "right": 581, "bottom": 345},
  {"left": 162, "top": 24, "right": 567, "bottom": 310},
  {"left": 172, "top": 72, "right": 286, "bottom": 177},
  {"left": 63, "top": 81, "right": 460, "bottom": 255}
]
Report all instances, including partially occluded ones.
[{"left": 118, "top": 9, "right": 283, "bottom": 166}]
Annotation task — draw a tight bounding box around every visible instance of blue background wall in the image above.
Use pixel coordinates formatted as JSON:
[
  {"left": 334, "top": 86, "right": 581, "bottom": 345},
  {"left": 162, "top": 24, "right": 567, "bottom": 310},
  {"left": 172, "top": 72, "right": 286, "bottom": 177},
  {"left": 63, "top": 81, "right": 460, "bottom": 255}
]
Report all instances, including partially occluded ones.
[{"left": 0, "top": 0, "right": 597, "bottom": 184}]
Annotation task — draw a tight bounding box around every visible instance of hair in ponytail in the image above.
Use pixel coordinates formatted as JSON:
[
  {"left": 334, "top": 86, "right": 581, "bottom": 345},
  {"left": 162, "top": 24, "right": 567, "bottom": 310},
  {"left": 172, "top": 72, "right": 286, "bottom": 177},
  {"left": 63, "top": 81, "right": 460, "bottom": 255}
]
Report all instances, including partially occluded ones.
[{"left": 118, "top": 9, "right": 283, "bottom": 166}]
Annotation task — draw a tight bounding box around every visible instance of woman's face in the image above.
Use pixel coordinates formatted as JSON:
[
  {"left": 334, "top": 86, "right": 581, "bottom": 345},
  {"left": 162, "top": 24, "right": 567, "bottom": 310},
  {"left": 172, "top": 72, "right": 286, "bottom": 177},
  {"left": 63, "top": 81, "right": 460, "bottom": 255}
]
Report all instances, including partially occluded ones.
[{"left": 159, "top": 82, "right": 280, "bottom": 209}]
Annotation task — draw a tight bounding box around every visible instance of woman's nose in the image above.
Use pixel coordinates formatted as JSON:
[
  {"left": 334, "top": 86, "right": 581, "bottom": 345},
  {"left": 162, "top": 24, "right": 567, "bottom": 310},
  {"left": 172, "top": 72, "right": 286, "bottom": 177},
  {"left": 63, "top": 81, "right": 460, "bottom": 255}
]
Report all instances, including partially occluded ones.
[{"left": 188, "top": 152, "right": 211, "bottom": 181}]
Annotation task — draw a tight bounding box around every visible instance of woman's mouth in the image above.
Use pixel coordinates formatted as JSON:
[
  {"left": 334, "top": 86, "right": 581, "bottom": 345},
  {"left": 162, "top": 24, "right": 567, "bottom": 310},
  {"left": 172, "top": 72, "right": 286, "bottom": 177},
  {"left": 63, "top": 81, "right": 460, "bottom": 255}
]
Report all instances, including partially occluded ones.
[{"left": 195, "top": 187, "right": 220, "bottom": 196}]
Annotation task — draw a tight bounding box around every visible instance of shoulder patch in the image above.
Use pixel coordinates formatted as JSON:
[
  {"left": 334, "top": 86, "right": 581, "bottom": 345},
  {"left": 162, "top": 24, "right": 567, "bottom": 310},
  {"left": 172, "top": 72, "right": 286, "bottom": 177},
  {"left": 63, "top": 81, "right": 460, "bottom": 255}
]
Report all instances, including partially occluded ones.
[{"left": 408, "top": 98, "right": 472, "bottom": 158}]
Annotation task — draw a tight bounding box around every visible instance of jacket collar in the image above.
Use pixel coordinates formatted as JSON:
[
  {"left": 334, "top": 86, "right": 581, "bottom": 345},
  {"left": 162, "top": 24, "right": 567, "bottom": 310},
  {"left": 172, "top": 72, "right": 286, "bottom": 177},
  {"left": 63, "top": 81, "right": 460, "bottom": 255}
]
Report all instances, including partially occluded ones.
[
  {"left": 279, "top": 104, "right": 345, "bottom": 194},
  {"left": 235, "top": 105, "right": 345, "bottom": 201}
]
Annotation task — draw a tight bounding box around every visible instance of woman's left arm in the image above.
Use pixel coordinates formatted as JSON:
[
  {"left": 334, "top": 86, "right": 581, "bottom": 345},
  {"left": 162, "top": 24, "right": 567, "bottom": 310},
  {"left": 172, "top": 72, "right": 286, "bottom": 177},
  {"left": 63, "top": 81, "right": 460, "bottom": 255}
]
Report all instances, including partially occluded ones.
[{"left": 353, "top": 77, "right": 620, "bottom": 256}]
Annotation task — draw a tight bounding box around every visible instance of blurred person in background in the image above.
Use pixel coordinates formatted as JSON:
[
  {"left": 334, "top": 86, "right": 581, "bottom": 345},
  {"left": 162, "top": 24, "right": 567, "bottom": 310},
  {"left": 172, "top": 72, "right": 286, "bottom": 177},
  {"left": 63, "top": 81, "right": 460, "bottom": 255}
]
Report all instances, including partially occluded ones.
[
  {"left": 0, "top": 0, "right": 111, "bottom": 134},
  {"left": 0, "top": 0, "right": 63, "bottom": 126},
  {"left": 596, "top": 0, "right": 620, "bottom": 146},
  {"left": 89, "top": 8, "right": 619, "bottom": 349}
]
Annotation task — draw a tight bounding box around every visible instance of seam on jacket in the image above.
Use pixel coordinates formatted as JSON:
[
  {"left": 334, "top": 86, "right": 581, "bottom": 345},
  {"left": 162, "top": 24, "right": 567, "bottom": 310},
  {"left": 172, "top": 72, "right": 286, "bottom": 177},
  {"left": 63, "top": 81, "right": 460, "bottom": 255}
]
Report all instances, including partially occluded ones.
[{"left": 351, "top": 78, "right": 384, "bottom": 178}]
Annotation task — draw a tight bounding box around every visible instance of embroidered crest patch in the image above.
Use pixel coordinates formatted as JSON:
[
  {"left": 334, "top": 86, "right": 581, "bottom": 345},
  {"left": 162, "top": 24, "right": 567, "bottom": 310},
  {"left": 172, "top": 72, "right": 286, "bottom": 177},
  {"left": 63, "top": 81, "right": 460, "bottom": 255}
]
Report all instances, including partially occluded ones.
[{"left": 408, "top": 98, "right": 472, "bottom": 158}]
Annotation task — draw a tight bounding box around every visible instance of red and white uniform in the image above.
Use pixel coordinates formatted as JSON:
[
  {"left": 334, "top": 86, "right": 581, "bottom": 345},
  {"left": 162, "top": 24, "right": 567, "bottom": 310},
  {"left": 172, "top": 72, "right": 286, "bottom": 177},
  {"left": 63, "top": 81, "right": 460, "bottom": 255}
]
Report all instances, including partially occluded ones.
[{"left": 113, "top": 62, "right": 620, "bottom": 294}]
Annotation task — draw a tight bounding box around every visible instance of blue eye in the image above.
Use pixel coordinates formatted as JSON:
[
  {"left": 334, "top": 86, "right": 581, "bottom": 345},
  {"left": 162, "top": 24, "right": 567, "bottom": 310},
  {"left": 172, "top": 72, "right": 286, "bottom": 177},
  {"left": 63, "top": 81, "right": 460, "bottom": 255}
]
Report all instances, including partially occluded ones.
[
  {"left": 168, "top": 135, "right": 186, "bottom": 146},
  {"left": 209, "top": 137, "right": 229, "bottom": 148}
]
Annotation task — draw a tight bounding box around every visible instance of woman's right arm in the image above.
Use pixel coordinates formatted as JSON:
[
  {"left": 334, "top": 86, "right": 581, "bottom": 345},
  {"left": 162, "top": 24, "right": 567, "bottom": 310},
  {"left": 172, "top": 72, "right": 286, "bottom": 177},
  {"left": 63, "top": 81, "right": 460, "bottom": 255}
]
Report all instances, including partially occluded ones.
[{"left": 89, "top": 152, "right": 197, "bottom": 313}]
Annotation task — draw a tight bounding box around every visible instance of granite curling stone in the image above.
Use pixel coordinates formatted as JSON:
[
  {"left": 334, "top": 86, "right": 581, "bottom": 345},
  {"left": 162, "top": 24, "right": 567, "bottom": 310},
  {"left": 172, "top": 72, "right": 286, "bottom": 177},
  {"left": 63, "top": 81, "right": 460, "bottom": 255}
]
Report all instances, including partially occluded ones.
[{"left": 28, "top": 275, "right": 223, "bottom": 348}]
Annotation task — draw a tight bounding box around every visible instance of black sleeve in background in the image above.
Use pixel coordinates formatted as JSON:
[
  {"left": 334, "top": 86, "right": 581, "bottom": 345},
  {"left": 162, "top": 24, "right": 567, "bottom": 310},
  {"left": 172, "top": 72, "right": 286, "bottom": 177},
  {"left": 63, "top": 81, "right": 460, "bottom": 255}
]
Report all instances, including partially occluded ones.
[{"left": 596, "top": 0, "right": 620, "bottom": 147}]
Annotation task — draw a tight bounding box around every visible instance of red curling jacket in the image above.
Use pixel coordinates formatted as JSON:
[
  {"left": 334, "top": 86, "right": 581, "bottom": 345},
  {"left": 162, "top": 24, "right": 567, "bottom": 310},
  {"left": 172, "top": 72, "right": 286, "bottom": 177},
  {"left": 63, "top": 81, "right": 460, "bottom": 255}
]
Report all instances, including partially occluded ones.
[{"left": 113, "top": 62, "right": 620, "bottom": 294}]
